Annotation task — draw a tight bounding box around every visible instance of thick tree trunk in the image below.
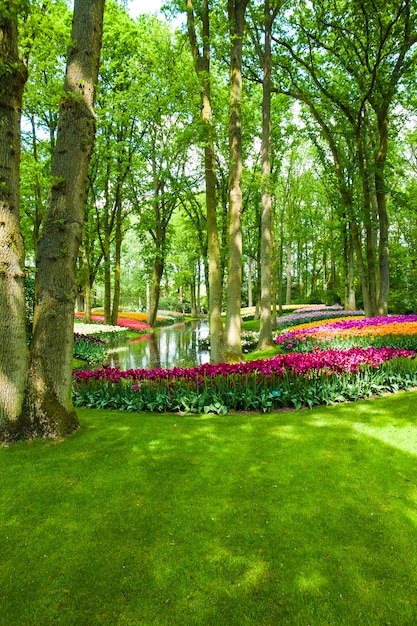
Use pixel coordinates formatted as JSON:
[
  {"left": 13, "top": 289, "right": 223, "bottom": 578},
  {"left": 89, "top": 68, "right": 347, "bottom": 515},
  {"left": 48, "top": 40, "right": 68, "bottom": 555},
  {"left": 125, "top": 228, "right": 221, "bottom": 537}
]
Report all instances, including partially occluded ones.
[
  {"left": 224, "top": 0, "right": 248, "bottom": 363},
  {"left": 0, "top": 12, "right": 28, "bottom": 440},
  {"left": 257, "top": 0, "right": 275, "bottom": 350},
  {"left": 22, "top": 0, "right": 104, "bottom": 439}
]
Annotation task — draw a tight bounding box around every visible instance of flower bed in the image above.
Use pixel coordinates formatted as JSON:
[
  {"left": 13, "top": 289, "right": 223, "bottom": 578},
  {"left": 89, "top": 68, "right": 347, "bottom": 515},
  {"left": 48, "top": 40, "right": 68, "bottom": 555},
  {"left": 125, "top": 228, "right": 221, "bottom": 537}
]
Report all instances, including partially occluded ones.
[
  {"left": 276, "top": 314, "right": 417, "bottom": 352},
  {"left": 73, "top": 347, "right": 417, "bottom": 414},
  {"left": 75, "top": 313, "right": 151, "bottom": 333},
  {"left": 275, "top": 308, "right": 364, "bottom": 331}
]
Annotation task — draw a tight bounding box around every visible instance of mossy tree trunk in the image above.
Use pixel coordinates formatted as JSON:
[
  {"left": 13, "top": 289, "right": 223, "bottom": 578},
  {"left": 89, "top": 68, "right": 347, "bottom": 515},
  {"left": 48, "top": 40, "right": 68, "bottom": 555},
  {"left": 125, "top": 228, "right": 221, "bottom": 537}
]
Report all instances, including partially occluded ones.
[
  {"left": 0, "top": 8, "right": 28, "bottom": 441},
  {"left": 21, "top": 0, "right": 105, "bottom": 440}
]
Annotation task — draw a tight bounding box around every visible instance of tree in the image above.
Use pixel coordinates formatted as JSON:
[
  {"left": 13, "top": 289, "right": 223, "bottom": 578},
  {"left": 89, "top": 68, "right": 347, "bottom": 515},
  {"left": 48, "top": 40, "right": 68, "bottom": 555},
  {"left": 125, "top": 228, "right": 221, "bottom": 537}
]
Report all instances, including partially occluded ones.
[
  {"left": 87, "top": 1, "right": 143, "bottom": 325},
  {"left": 0, "top": 2, "right": 28, "bottom": 439},
  {"left": 224, "top": 0, "right": 249, "bottom": 363},
  {"left": 21, "top": 0, "right": 105, "bottom": 439},
  {"left": 247, "top": 0, "right": 283, "bottom": 349},
  {"left": 272, "top": 0, "right": 417, "bottom": 315},
  {"left": 186, "top": 0, "right": 224, "bottom": 363}
]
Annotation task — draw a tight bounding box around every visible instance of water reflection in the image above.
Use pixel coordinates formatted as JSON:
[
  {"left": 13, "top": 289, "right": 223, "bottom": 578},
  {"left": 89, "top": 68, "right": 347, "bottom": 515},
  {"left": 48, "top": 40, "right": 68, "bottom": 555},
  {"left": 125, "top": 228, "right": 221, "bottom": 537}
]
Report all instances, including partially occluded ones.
[{"left": 107, "top": 320, "right": 210, "bottom": 371}]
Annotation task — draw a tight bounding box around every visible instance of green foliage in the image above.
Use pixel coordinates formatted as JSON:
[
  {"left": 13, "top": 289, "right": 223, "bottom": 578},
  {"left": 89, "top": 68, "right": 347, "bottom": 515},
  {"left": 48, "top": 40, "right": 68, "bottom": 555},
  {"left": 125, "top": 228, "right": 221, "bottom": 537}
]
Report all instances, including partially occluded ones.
[
  {"left": 73, "top": 336, "right": 107, "bottom": 365},
  {"left": 0, "top": 0, "right": 30, "bottom": 19},
  {"left": 24, "top": 271, "right": 35, "bottom": 340}
]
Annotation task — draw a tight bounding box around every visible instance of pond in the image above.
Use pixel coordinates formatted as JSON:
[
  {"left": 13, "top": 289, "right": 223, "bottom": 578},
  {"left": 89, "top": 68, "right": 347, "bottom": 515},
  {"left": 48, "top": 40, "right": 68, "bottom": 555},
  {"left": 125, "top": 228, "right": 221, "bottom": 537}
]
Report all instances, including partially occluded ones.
[{"left": 106, "top": 320, "right": 211, "bottom": 371}]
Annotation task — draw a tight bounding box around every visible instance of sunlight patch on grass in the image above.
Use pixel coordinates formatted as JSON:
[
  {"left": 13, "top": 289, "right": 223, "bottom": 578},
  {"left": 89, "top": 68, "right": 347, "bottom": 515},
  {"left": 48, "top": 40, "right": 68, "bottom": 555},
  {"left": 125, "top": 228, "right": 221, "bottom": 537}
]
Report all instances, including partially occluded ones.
[
  {"left": 297, "top": 571, "right": 328, "bottom": 592},
  {"left": 238, "top": 422, "right": 255, "bottom": 432},
  {"left": 148, "top": 438, "right": 163, "bottom": 449},
  {"left": 241, "top": 559, "right": 269, "bottom": 589},
  {"left": 352, "top": 422, "right": 417, "bottom": 455},
  {"left": 270, "top": 424, "right": 303, "bottom": 439}
]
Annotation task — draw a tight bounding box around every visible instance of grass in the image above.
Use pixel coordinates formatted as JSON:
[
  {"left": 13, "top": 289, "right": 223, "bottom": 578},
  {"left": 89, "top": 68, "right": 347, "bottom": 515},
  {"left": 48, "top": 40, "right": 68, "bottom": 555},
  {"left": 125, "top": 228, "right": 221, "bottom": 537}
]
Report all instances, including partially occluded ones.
[{"left": 2, "top": 392, "right": 417, "bottom": 625}]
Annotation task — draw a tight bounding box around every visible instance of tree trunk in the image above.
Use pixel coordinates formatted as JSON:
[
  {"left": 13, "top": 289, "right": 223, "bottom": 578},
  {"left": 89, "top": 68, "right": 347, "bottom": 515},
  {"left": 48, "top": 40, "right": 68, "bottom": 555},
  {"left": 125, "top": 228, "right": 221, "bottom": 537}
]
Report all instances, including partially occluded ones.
[
  {"left": 278, "top": 204, "right": 284, "bottom": 315},
  {"left": 257, "top": 0, "right": 275, "bottom": 350},
  {"left": 22, "top": 0, "right": 104, "bottom": 439},
  {"left": 343, "top": 224, "right": 356, "bottom": 310},
  {"left": 29, "top": 114, "right": 44, "bottom": 258},
  {"left": 285, "top": 243, "right": 292, "bottom": 305},
  {"left": 103, "top": 218, "right": 111, "bottom": 324},
  {"left": 224, "top": 0, "right": 248, "bottom": 363},
  {"left": 190, "top": 272, "right": 197, "bottom": 318},
  {"left": 247, "top": 257, "right": 253, "bottom": 307},
  {"left": 186, "top": 0, "right": 224, "bottom": 363},
  {"left": 375, "top": 110, "right": 389, "bottom": 315},
  {"left": 81, "top": 246, "right": 93, "bottom": 323},
  {"left": 358, "top": 130, "right": 378, "bottom": 314},
  {"left": 147, "top": 253, "right": 164, "bottom": 327},
  {"left": 84, "top": 279, "right": 92, "bottom": 323},
  {"left": 111, "top": 204, "right": 122, "bottom": 326},
  {"left": 350, "top": 217, "right": 373, "bottom": 316},
  {"left": 0, "top": 11, "right": 28, "bottom": 440},
  {"left": 270, "top": 201, "right": 278, "bottom": 329}
]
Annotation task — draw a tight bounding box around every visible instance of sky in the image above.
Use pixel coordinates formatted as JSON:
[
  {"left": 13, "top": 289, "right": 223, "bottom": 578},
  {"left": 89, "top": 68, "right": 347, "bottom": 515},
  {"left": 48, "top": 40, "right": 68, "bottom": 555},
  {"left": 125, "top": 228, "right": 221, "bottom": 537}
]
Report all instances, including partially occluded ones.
[
  {"left": 127, "top": 0, "right": 185, "bottom": 27},
  {"left": 127, "top": 0, "right": 163, "bottom": 18}
]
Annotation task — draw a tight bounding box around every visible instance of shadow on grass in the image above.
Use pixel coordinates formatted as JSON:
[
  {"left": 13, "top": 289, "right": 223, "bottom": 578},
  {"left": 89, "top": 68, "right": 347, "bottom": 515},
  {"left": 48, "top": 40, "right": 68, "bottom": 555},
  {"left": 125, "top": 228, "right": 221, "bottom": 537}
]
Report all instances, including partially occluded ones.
[{"left": 1, "top": 391, "right": 417, "bottom": 625}]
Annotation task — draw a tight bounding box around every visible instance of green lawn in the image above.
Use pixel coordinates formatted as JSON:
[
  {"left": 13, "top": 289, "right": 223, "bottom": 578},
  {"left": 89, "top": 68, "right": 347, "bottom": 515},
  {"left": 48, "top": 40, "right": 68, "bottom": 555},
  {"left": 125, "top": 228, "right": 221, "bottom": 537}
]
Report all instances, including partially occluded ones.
[{"left": 2, "top": 392, "right": 417, "bottom": 625}]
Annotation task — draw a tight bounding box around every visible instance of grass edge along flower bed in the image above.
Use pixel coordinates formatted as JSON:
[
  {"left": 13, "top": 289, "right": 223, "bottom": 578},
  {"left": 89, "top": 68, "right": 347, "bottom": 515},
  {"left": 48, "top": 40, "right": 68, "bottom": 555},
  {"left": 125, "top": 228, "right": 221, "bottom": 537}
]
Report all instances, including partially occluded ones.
[{"left": 73, "top": 347, "right": 417, "bottom": 414}]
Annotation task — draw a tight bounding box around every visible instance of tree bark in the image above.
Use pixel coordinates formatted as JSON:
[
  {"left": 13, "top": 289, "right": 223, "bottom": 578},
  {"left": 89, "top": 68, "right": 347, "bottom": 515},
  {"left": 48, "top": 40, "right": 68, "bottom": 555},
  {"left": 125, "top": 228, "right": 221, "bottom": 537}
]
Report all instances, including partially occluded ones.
[
  {"left": 111, "top": 203, "right": 122, "bottom": 325},
  {"left": 80, "top": 242, "right": 94, "bottom": 323},
  {"left": 103, "top": 216, "right": 111, "bottom": 324},
  {"left": 343, "top": 223, "right": 356, "bottom": 310},
  {"left": 375, "top": 109, "right": 390, "bottom": 315},
  {"left": 0, "top": 10, "right": 28, "bottom": 440},
  {"left": 257, "top": 0, "right": 275, "bottom": 350},
  {"left": 224, "top": 0, "right": 248, "bottom": 363},
  {"left": 147, "top": 253, "right": 164, "bottom": 327},
  {"left": 186, "top": 0, "right": 224, "bottom": 363},
  {"left": 22, "top": 0, "right": 105, "bottom": 439}
]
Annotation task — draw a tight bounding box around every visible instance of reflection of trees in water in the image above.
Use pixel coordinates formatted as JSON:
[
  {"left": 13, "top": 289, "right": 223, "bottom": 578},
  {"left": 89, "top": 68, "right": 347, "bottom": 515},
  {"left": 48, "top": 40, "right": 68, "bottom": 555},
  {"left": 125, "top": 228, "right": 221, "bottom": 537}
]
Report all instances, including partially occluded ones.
[
  {"left": 148, "top": 333, "right": 160, "bottom": 369},
  {"left": 111, "top": 322, "right": 210, "bottom": 371}
]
